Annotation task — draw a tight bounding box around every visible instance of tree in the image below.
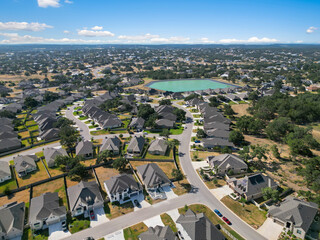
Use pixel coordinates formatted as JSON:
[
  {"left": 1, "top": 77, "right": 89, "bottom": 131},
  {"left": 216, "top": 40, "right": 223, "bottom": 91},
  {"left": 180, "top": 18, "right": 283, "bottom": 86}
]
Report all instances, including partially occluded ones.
[
  {"left": 196, "top": 129, "right": 206, "bottom": 138},
  {"left": 265, "top": 117, "right": 292, "bottom": 142},
  {"left": 301, "top": 157, "right": 320, "bottom": 192},
  {"left": 68, "top": 164, "right": 87, "bottom": 179},
  {"left": 229, "top": 130, "right": 244, "bottom": 146},
  {"left": 159, "top": 99, "right": 172, "bottom": 105},
  {"left": 54, "top": 117, "right": 74, "bottom": 128},
  {"left": 270, "top": 145, "right": 281, "bottom": 159},
  {"left": 224, "top": 104, "right": 235, "bottom": 116},
  {"left": 160, "top": 129, "right": 170, "bottom": 138},
  {"left": 59, "top": 125, "right": 79, "bottom": 153},
  {"left": 262, "top": 187, "right": 280, "bottom": 202},
  {"left": 209, "top": 96, "right": 220, "bottom": 107},
  {"left": 250, "top": 144, "right": 269, "bottom": 162},
  {"left": 173, "top": 108, "right": 186, "bottom": 121},
  {"left": 166, "top": 139, "right": 180, "bottom": 149},
  {"left": 172, "top": 169, "right": 183, "bottom": 181},
  {"left": 138, "top": 104, "right": 155, "bottom": 119},
  {"left": 96, "top": 150, "right": 113, "bottom": 164},
  {"left": 24, "top": 97, "right": 38, "bottom": 109},
  {"left": 112, "top": 158, "right": 128, "bottom": 171}
]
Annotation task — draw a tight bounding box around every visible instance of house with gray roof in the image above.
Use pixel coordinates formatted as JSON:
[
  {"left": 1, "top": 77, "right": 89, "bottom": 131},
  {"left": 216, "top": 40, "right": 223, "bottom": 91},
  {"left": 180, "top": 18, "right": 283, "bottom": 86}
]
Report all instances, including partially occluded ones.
[
  {"left": 202, "top": 138, "right": 235, "bottom": 149},
  {"left": 0, "top": 202, "right": 25, "bottom": 240},
  {"left": 155, "top": 119, "right": 174, "bottom": 129},
  {"left": 176, "top": 209, "right": 225, "bottom": 240},
  {"left": 127, "top": 136, "right": 145, "bottom": 155},
  {"left": 139, "top": 225, "right": 177, "bottom": 240},
  {"left": 29, "top": 192, "right": 67, "bottom": 230},
  {"left": 208, "top": 154, "right": 247, "bottom": 175},
  {"left": 76, "top": 140, "right": 94, "bottom": 159},
  {"left": 0, "top": 161, "right": 11, "bottom": 183},
  {"left": 268, "top": 196, "right": 318, "bottom": 239},
  {"left": 43, "top": 147, "right": 68, "bottom": 168},
  {"left": 0, "top": 138, "right": 21, "bottom": 153},
  {"left": 148, "top": 139, "right": 168, "bottom": 156},
  {"left": 100, "top": 136, "right": 121, "bottom": 155},
  {"left": 14, "top": 155, "right": 37, "bottom": 178},
  {"left": 67, "top": 181, "right": 104, "bottom": 217},
  {"left": 136, "top": 163, "right": 171, "bottom": 191},
  {"left": 227, "top": 173, "right": 278, "bottom": 201},
  {"left": 104, "top": 174, "right": 142, "bottom": 203},
  {"left": 129, "top": 117, "right": 145, "bottom": 131}
]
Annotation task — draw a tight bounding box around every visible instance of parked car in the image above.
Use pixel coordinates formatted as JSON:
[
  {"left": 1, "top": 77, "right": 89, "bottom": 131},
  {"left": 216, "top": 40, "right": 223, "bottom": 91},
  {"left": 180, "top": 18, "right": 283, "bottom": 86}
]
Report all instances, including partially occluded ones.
[
  {"left": 96, "top": 127, "right": 101, "bottom": 130},
  {"left": 134, "top": 199, "right": 141, "bottom": 208},
  {"left": 222, "top": 216, "right": 231, "bottom": 225},
  {"left": 214, "top": 209, "right": 222, "bottom": 217},
  {"left": 90, "top": 210, "right": 95, "bottom": 220},
  {"left": 194, "top": 140, "right": 201, "bottom": 143}
]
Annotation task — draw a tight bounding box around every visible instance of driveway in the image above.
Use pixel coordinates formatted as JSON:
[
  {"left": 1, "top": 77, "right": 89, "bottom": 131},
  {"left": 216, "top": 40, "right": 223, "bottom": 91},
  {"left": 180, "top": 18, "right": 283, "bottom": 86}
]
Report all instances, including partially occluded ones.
[
  {"left": 132, "top": 193, "right": 151, "bottom": 211},
  {"left": 144, "top": 215, "right": 164, "bottom": 228},
  {"left": 104, "top": 230, "right": 125, "bottom": 240},
  {"left": 165, "top": 209, "right": 191, "bottom": 240},
  {"left": 48, "top": 222, "right": 71, "bottom": 240},
  {"left": 162, "top": 185, "right": 178, "bottom": 200},
  {"left": 210, "top": 185, "right": 234, "bottom": 200},
  {"left": 90, "top": 207, "right": 109, "bottom": 228},
  {"left": 257, "top": 218, "right": 283, "bottom": 240},
  {"left": 192, "top": 160, "right": 210, "bottom": 169}
]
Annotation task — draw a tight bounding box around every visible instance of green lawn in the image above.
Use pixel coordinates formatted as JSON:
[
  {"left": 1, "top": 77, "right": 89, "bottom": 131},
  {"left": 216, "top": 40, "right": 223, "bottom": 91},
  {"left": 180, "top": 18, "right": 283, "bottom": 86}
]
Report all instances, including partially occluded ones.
[
  {"left": 26, "top": 120, "right": 37, "bottom": 126},
  {"left": 69, "top": 216, "right": 90, "bottom": 234},
  {"left": 170, "top": 128, "right": 184, "bottom": 135},
  {"left": 0, "top": 178, "right": 17, "bottom": 194},
  {"left": 79, "top": 116, "right": 88, "bottom": 120},
  {"left": 123, "top": 222, "right": 148, "bottom": 240},
  {"left": 122, "top": 119, "right": 131, "bottom": 128},
  {"left": 144, "top": 148, "right": 174, "bottom": 160},
  {"left": 160, "top": 213, "right": 177, "bottom": 232}
]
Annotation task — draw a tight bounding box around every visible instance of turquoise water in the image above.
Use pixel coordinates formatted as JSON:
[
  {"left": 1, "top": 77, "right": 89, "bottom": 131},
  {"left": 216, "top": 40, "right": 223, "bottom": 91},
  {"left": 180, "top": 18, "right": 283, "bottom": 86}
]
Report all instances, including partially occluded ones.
[{"left": 147, "top": 79, "right": 231, "bottom": 92}]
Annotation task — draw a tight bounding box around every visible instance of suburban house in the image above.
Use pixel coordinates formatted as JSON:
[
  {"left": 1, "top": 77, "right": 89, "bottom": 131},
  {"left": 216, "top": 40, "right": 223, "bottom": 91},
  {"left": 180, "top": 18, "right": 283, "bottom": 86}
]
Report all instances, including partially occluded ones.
[
  {"left": 207, "top": 154, "right": 248, "bottom": 175},
  {"left": 0, "top": 202, "right": 25, "bottom": 240},
  {"left": 148, "top": 139, "right": 168, "bottom": 156},
  {"left": 0, "top": 161, "right": 11, "bottom": 183},
  {"left": 0, "top": 138, "right": 21, "bottom": 153},
  {"left": 100, "top": 136, "right": 121, "bottom": 155},
  {"left": 176, "top": 209, "right": 225, "bottom": 240},
  {"left": 139, "top": 225, "right": 178, "bottom": 240},
  {"left": 227, "top": 173, "right": 278, "bottom": 201},
  {"left": 104, "top": 174, "right": 142, "bottom": 203},
  {"left": 76, "top": 140, "right": 94, "bottom": 159},
  {"left": 14, "top": 155, "right": 38, "bottom": 178},
  {"left": 268, "top": 196, "right": 318, "bottom": 240},
  {"left": 29, "top": 192, "right": 67, "bottom": 230},
  {"left": 43, "top": 147, "right": 68, "bottom": 168},
  {"left": 155, "top": 119, "right": 174, "bottom": 129},
  {"left": 136, "top": 163, "right": 171, "bottom": 190},
  {"left": 67, "top": 181, "right": 104, "bottom": 217},
  {"left": 127, "top": 136, "right": 145, "bottom": 155},
  {"left": 129, "top": 117, "right": 145, "bottom": 131},
  {"left": 202, "top": 138, "right": 235, "bottom": 149}
]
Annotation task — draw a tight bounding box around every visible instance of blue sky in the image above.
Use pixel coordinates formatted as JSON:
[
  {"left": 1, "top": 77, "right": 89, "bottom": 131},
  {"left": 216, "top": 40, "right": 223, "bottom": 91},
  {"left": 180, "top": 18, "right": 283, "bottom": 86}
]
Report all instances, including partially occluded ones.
[{"left": 0, "top": 0, "right": 319, "bottom": 44}]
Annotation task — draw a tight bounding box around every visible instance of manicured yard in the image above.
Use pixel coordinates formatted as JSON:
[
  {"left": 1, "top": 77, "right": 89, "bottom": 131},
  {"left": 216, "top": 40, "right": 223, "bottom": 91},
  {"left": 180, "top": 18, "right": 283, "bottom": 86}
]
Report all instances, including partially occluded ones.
[
  {"left": 104, "top": 201, "right": 134, "bottom": 219},
  {"left": 28, "top": 125, "right": 39, "bottom": 131},
  {"left": 144, "top": 148, "right": 174, "bottom": 160},
  {"left": 25, "top": 120, "right": 37, "bottom": 126},
  {"left": 79, "top": 116, "right": 88, "bottom": 120},
  {"left": 179, "top": 204, "right": 245, "bottom": 240},
  {"left": 123, "top": 222, "right": 148, "bottom": 240},
  {"left": 160, "top": 213, "right": 177, "bottom": 232},
  {"left": 130, "top": 160, "right": 176, "bottom": 178},
  {"left": 170, "top": 127, "right": 184, "bottom": 135},
  {"left": 221, "top": 196, "right": 267, "bottom": 229},
  {"left": 69, "top": 216, "right": 90, "bottom": 234},
  {"left": 0, "top": 178, "right": 17, "bottom": 194},
  {"left": 15, "top": 161, "right": 49, "bottom": 187},
  {"left": 18, "top": 131, "right": 30, "bottom": 139}
]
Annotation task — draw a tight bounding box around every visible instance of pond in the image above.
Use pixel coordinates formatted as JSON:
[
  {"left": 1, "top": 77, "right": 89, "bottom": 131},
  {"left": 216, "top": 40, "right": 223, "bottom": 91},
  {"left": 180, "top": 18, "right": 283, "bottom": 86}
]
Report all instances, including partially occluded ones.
[{"left": 146, "top": 79, "right": 232, "bottom": 92}]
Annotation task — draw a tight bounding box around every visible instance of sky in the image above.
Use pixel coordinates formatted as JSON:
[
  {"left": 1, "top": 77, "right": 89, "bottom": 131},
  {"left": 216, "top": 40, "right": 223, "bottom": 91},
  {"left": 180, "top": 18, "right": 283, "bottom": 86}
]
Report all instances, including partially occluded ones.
[{"left": 0, "top": 0, "right": 319, "bottom": 44}]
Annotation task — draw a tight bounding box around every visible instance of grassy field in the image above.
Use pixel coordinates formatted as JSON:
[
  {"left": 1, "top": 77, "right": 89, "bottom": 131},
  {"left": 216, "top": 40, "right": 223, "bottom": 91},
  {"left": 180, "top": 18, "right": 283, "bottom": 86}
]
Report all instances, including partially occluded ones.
[
  {"left": 123, "top": 222, "right": 148, "bottom": 240},
  {"left": 160, "top": 213, "right": 178, "bottom": 232},
  {"left": 221, "top": 196, "right": 267, "bottom": 229},
  {"left": 172, "top": 178, "right": 191, "bottom": 195},
  {"left": 104, "top": 201, "right": 134, "bottom": 219},
  {"left": 25, "top": 120, "right": 37, "bottom": 126},
  {"left": 18, "top": 131, "right": 30, "bottom": 139},
  {"left": 179, "top": 204, "right": 245, "bottom": 240},
  {"left": 191, "top": 151, "right": 220, "bottom": 161},
  {"left": 144, "top": 148, "right": 174, "bottom": 160},
  {"left": 0, "top": 178, "right": 17, "bottom": 194},
  {"left": 0, "top": 189, "right": 30, "bottom": 206},
  {"left": 95, "top": 166, "right": 120, "bottom": 190},
  {"left": 45, "top": 159, "right": 65, "bottom": 177},
  {"left": 130, "top": 160, "right": 175, "bottom": 178},
  {"left": 15, "top": 161, "right": 49, "bottom": 187}
]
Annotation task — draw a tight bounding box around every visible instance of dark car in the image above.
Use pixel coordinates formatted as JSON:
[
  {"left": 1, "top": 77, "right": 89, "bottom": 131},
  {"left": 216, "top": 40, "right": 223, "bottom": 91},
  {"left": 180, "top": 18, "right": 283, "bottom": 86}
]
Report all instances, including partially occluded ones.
[
  {"left": 134, "top": 199, "right": 141, "bottom": 208},
  {"left": 90, "top": 210, "right": 95, "bottom": 220},
  {"left": 222, "top": 216, "right": 231, "bottom": 225},
  {"left": 214, "top": 209, "right": 222, "bottom": 217},
  {"left": 194, "top": 140, "right": 201, "bottom": 143}
]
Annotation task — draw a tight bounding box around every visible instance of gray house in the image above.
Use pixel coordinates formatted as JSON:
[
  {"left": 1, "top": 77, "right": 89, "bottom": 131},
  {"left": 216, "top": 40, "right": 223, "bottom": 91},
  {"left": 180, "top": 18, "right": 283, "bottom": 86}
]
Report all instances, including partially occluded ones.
[
  {"left": 0, "top": 138, "right": 21, "bottom": 153},
  {"left": 136, "top": 163, "right": 171, "bottom": 190},
  {"left": 208, "top": 154, "right": 248, "bottom": 175},
  {"left": 14, "top": 155, "right": 37, "bottom": 178},
  {"left": 76, "top": 140, "right": 94, "bottom": 159},
  {"left": 0, "top": 161, "right": 11, "bottom": 183},
  {"left": 104, "top": 174, "right": 142, "bottom": 203},
  {"left": 43, "top": 147, "right": 68, "bottom": 168},
  {"left": 100, "top": 136, "right": 121, "bottom": 155},
  {"left": 129, "top": 117, "right": 145, "bottom": 131},
  {"left": 0, "top": 202, "right": 25, "bottom": 240},
  {"left": 127, "top": 136, "right": 145, "bottom": 155},
  {"left": 148, "top": 139, "right": 168, "bottom": 156},
  {"left": 155, "top": 119, "right": 174, "bottom": 129},
  {"left": 176, "top": 209, "right": 225, "bottom": 240},
  {"left": 227, "top": 173, "right": 278, "bottom": 201},
  {"left": 67, "top": 181, "right": 104, "bottom": 217},
  {"left": 139, "top": 225, "right": 177, "bottom": 240},
  {"left": 29, "top": 192, "right": 67, "bottom": 230},
  {"left": 268, "top": 196, "right": 318, "bottom": 240}
]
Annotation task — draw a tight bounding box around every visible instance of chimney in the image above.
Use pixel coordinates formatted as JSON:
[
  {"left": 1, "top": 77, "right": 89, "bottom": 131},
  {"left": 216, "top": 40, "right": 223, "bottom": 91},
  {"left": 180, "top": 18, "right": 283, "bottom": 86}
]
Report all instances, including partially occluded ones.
[{"left": 268, "top": 178, "right": 272, "bottom": 187}]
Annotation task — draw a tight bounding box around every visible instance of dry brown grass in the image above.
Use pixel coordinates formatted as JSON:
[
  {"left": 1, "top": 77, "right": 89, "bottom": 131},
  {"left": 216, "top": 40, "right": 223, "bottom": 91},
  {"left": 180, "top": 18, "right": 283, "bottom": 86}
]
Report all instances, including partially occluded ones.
[
  {"left": 95, "top": 166, "right": 120, "bottom": 189},
  {"left": 18, "top": 131, "right": 30, "bottom": 139},
  {"left": 130, "top": 161, "right": 175, "bottom": 178},
  {"left": 125, "top": 78, "right": 154, "bottom": 90},
  {"left": 172, "top": 178, "right": 191, "bottom": 195},
  {"left": 106, "top": 201, "right": 134, "bottom": 219},
  {"left": 0, "top": 73, "right": 55, "bottom": 82},
  {"left": 32, "top": 178, "right": 65, "bottom": 198},
  {"left": 82, "top": 158, "right": 96, "bottom": 167},
  {"left": 0, "top": 189, "right": 30, "bottom": 206},
  {"left": 191, "top": 151, "right": 220, "bottom": 161},
  {"left": 15, "top": 161, "right": 49, "bottom": 187},
  {"left": 232, "top": 103, "right": 250, "bottom": 117}
]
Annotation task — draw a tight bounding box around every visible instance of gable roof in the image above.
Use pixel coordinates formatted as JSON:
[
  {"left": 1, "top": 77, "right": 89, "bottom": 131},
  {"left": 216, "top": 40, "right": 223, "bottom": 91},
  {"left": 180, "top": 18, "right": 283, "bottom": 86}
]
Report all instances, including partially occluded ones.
[
  {"left": 208, "top": 154, "right": 247, "bottom": 170},
  {"left": 155, "top": 119, "right": 174, "bottom": 128},
  {"left": 129, "top": 117, "right": 145, "bottom": 129},
  {"left": 268, "top": 196, "right": 318, "bottom": 232},
  {"left": 14, "top": 155, "right": 37, "bottom": 173},
  {"left": 176, "top": 209, "right": 225, "bottom": 240},
  {"left": 76, "top": 140, "right": 93, "bottom": 156},
  {"left": 139, "top": 225, "right": 177, "bottom": 240},
  {"left": 104, "top": 174, "right": 142, "bottom": 195},
  {"left": 136, "top": 163, "right": 171, "bottom": 188},
  {"left": 127, "top": 136, "right": 145, "bottom": 153},
  {"left": 100, "top": 136, "right": 121, "bottom": 153},
  {"left": 43, "top": 147, "right": 68, "bottom": 167},
  {"left": 29, "top": 192, "right": 66, "bottom": 224},
  {"left": 0, "top": 161, "right": 11, "bottom": 180},
  {"left": 0, "top": 202, "right": 25, "bottom": 237},
  {"left": 148, "top": 139, "right": 168, "bottom": 153},
  {"left": 0, "top": 138, "right": 21, "bottom": 152}
]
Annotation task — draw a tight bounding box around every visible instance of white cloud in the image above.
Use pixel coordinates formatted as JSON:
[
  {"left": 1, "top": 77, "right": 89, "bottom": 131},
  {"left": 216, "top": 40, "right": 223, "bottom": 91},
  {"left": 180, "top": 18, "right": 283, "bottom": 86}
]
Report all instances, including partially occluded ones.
[
  {"left": 0, "top": 22, "right": 53, "bottom": 31},
  {"left": 78, "top": 29, "right": 114, "bottom": 37},
  {"left": 295, "top": 40, "right": 303, "bottom": 43},
  {"left": 306, "top": 26, "right": 317, "bottom": 34},
  {"left": 150, "top": 36, "right": 190, "bottom": 43},
  {"left": 37, "top": 0, "right": 60, "bottom": 8},
  {"left": 118, "top": 34, "right": 190, "bottom": 43},
  {"left": 91, "top": 26, "right": 103, "bottom": 30},
  {"left": 63, "top": 30, "right": 70, "bottom": 34},
  {"left": 218, "top": 36, "right": 278, "bottom": 44},
  {"left": 64, "top": 0, "right": 73, "bottom": 3},
  {"left": 199, "top": 37, "right": 216, "bottom": 44},
  {"left": 118, "top": 33, "right": 159, "bottom": 41}
]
